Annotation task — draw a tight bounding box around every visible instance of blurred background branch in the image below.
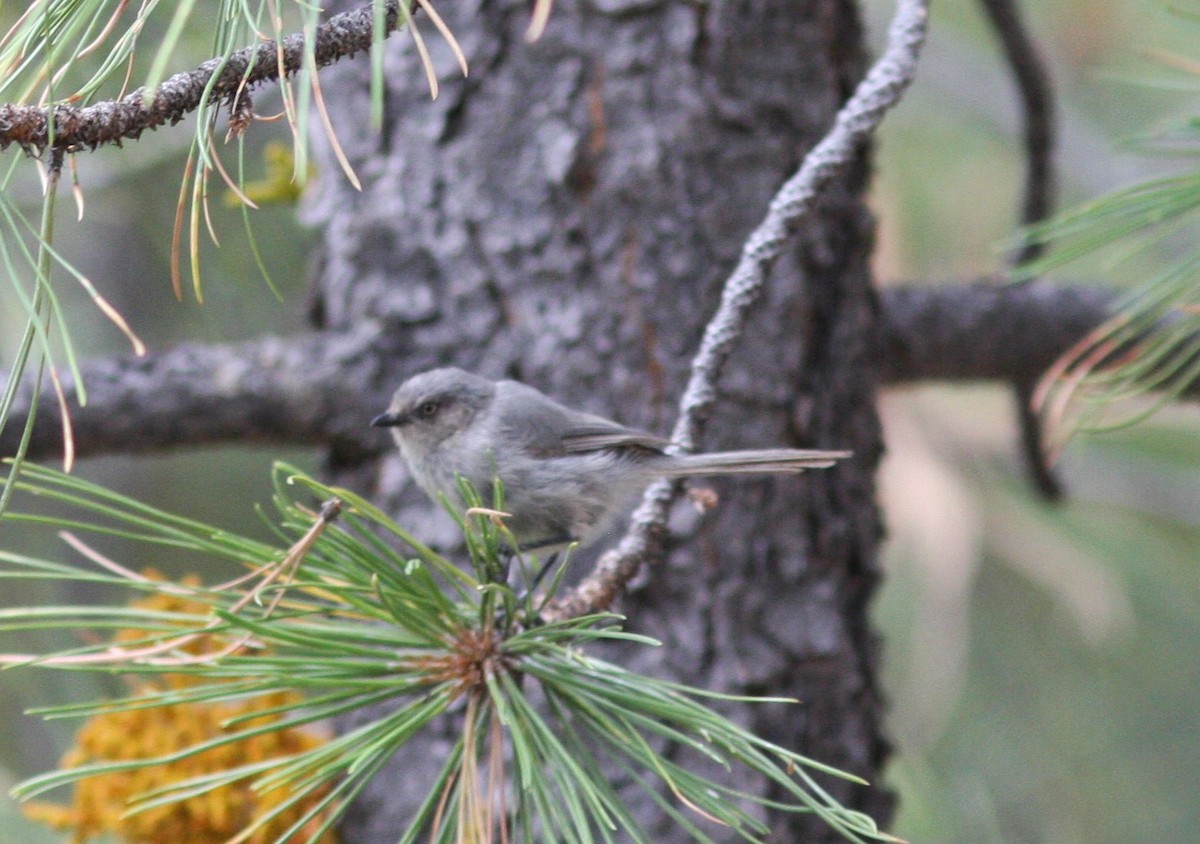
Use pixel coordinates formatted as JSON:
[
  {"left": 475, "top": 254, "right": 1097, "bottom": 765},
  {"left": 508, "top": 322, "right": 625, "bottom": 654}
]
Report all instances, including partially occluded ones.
[
  {"left": 877, "top": 281, "right": 1115, "bottom": 384},
  {"left": 978, "top": 0, "right": 1063, "bottom": 497}
]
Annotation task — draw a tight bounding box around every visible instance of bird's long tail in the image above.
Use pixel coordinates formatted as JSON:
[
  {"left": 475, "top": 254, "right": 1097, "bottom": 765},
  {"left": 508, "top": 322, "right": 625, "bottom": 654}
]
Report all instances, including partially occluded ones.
[{"left": 659, "top": 448, "right": 850, "bottom": 476}]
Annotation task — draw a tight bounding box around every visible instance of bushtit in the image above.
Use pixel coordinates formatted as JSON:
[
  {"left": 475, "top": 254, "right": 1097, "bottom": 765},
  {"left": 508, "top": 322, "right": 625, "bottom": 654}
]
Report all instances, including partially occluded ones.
[{"left": 372, "top": 367, "right": 849, "bottom": 551}]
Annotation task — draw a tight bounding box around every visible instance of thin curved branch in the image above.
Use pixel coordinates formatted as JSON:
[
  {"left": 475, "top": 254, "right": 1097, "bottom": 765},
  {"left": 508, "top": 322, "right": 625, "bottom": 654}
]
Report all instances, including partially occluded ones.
[
  {"left": 979, "top": 0, "right": 1061, "bottom": 496},
  {"left": 543, "top": 0, "right": 931, "bottom": 622},
  {"left": 0, "top": 1, "right": 406, "bottom": 154},
  {"left": 979, "top": 0, "right": 1056, "bottom": 262}
]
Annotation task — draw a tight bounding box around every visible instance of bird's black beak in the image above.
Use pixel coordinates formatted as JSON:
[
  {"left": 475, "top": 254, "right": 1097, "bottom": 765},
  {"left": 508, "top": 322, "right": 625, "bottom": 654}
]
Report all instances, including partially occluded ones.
[{"left": 371, "top": 411, "right": 408, "bottom": 428}]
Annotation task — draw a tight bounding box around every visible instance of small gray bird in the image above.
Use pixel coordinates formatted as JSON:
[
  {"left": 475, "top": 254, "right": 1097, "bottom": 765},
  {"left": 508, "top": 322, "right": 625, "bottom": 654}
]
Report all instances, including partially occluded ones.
[{"left": 372, "top": 368, "right": 849, "bottom": 551}]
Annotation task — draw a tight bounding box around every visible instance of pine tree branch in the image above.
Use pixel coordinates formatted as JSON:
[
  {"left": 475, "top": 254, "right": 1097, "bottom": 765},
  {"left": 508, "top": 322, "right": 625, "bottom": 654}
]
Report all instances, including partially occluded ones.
[
  {"left": 0, "top": 326, "right": 391, "bottom": 463},
  {"left": 3, "top": 281, "right": 1184, "bottom": 466},
  {"left": 0, "top": 1, "right": 406, "bottom": 154}
]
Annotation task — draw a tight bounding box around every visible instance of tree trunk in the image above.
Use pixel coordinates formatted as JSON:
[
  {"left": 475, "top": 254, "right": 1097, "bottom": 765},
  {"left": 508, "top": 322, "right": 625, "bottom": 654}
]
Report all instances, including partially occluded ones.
[{"left": 303, "top": 0, "right": 891, "bottom": 839}]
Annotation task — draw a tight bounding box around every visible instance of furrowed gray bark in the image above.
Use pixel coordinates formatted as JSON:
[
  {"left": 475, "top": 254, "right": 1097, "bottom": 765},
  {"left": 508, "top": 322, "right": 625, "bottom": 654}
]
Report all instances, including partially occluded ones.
[{"left": 303, "top": 0, "right": 889, "bottom": 839}]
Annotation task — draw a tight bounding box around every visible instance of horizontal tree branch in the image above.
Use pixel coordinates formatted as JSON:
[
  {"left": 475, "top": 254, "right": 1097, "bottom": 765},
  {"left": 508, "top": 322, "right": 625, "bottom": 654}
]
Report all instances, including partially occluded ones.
[
  {"left": 0, "top": 281, "right": 1149, "bottom": 463},
  {"left": 0, "top": 1, "right": 406, "bottom": 154},
  {"left": 876, "top": 280, "right": 1116, "bottom": 385},
  {"left": 1, "top": 325, "right": 394, "bottom": 463}
]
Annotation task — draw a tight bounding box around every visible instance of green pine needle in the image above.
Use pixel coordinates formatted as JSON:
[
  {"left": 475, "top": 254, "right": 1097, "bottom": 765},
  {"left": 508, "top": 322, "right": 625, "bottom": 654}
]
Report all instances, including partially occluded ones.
[{"left": 1009, "top": 12, "right": 1200, "bottom": 447}]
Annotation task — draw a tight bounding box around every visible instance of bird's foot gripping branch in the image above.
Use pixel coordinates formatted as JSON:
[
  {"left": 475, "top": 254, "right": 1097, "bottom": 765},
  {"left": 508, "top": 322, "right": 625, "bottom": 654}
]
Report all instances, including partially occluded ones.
[{"left": 0, "top": 462, "right": 894, "bottom": 844}]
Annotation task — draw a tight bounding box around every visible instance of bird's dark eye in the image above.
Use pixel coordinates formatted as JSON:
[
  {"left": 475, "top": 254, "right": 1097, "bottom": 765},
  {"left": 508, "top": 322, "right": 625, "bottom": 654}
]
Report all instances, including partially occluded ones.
[{"left": 416, "top": 400, "right": 439, "bottom": 418}]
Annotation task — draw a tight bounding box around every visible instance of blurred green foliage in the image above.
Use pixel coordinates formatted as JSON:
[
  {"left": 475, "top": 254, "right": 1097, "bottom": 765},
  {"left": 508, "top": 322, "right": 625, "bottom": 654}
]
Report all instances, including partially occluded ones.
[{"left": 867, "top": 0, "right": 1200, "bottom": 841}]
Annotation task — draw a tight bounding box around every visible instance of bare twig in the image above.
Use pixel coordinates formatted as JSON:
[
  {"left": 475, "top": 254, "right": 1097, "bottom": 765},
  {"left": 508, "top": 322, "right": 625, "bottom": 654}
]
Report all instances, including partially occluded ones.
[
  {"left": 544, "top": 0, "right": 931, "bottom": 621},
  {"left": 979, "top": 0, "right": 1056, "bottom": 262},
  {"left": 978, "top": 0, "right": 1062, "bottom": 497}
]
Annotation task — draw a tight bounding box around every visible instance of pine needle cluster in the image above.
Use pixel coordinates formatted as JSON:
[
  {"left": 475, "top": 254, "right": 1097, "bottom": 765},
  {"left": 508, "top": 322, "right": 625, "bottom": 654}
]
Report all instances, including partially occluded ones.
[{"left": 0, "top": 462, "right": 894, "bottom": 843}]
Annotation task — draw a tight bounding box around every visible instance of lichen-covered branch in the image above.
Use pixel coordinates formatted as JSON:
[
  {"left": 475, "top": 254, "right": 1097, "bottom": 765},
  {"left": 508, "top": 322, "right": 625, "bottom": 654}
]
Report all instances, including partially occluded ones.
[{"left": 0, "top": 1, "right": 405, "bottom": 154}]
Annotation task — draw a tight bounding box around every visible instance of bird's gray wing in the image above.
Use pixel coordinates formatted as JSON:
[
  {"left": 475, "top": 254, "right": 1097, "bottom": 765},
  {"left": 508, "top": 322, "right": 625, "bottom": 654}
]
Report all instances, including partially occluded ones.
[
  {"left": 558, "top": 425, "right": 671, "bottom": 454},
  {"left": 494, "top": 380, "right": 669, "bottom": 456}
]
